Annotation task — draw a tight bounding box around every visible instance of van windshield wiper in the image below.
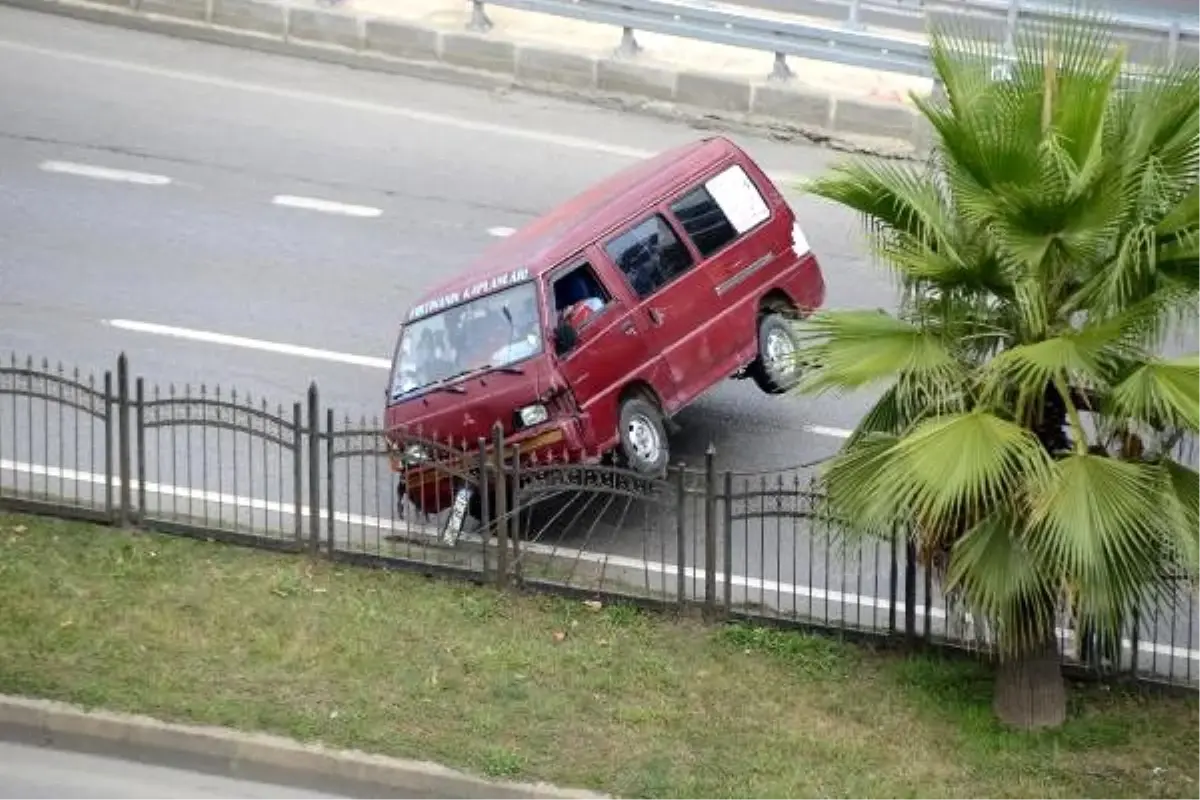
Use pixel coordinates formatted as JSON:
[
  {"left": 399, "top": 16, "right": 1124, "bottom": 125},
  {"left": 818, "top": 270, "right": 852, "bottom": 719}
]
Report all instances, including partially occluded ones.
[
  {"left": 421, "top": 362, "right": 525, "bottom": 395},
  {"left": 444, "top": 363, "right": 525, "bottom": 382}
]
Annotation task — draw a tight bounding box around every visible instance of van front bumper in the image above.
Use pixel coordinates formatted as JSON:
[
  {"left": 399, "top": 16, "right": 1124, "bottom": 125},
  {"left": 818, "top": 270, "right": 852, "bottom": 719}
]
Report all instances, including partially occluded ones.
[{"left": 389, "top": 416, "right": 589, "bottom": 511}]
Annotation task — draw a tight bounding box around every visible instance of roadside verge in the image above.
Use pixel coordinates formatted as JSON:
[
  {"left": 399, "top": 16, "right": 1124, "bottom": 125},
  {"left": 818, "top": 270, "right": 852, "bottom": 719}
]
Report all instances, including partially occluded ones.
[
  {"left": 0, "top": 0, "right": 927, "bottom": 158},
  {"left": 0, "top": 693, "right": 606, "bottom": 799}
]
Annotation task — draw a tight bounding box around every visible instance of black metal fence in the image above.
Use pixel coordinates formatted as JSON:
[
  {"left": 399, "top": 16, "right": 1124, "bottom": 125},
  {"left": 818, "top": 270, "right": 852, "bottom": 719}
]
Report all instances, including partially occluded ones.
[{"left": 1, "top": 352, "right": 1196, "bottom": 691}]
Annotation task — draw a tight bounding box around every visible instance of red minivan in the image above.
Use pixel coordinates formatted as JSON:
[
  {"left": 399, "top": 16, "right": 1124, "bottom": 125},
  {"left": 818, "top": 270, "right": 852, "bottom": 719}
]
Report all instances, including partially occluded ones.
[{"left": 384, "top": 136, "right": 825, "bottom": 526}]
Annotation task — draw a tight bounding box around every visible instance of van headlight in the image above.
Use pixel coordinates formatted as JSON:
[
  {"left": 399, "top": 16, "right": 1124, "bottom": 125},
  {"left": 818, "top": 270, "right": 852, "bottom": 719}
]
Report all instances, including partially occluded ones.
[{"left": 517, "top": 404, "right": 549, "bottom": 428}]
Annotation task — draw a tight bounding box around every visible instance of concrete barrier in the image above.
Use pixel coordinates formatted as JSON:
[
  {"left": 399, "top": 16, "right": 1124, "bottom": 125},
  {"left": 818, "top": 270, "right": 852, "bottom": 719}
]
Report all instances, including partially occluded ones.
[{"left": 0, "top": 0, "right": 926, "bottom": 157}]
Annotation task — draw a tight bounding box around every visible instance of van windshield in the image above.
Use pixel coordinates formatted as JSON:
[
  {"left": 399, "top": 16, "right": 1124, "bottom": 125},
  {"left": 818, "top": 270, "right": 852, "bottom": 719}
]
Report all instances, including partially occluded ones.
[{"left": 390, "top": 281, "right": 543, "bottom": 401}]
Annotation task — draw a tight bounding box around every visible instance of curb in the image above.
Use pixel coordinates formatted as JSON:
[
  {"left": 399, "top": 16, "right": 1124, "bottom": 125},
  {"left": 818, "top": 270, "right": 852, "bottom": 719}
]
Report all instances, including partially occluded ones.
[
  {"left": 0, "top": 693, "right": 608, "bottom": 799},
  {"left": 0, "top": 0, "right": 929, "bottom": 159}
]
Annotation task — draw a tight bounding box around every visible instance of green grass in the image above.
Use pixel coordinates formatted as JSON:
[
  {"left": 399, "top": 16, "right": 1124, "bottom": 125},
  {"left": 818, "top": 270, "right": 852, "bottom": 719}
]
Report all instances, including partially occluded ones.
[{"left": 0, "top": 511, "right": 1196, "bottom": 798}]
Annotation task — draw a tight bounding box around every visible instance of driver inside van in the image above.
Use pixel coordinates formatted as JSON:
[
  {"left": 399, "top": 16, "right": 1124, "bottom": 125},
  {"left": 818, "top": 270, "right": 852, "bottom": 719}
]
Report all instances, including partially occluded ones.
[{"left": 555, "top": 269, "right": 606, "bottom": 332}]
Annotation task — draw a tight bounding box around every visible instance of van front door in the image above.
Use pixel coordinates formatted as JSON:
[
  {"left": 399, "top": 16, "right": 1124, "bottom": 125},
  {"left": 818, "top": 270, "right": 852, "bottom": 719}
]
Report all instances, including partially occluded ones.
[
  {"left": 548, "top": 256, "right": 666, "bottom": 453},
  {"left": 600, "top": 211, "right": 720, "bottom": 411}
]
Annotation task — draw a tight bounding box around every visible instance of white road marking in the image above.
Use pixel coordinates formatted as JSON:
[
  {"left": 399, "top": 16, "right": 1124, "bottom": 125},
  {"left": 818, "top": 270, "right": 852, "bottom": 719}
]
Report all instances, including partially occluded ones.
[
  {"left": 101, "top": 319, "right": 854, "bottom": 440},
  {"left": 271, "top": 195, "right": 382, "bottom": 218},
  {"left": 39, "top": 160, "right": 171, "bottom": 185},
  {"left": 3, "top": 457, "right": 1197, "bottom": 665},
  {"left": 487, "top": 226, "right": 516, "bottom": 238},
  {"left": 0, "top": 40, "right": 808, "bottom": 186},
  {"left": 105, "top": 319, "right": 392, "bottom": 369}
]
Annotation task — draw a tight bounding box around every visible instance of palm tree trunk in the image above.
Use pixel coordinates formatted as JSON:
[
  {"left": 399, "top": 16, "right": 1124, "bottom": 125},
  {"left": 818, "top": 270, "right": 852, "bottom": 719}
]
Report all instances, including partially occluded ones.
[
  {"left": 992, "top": 628, "right": 1067, "bottom": 730},
  {"left": 1033, "top": 383, "right": 1072, "bottom": 455}
]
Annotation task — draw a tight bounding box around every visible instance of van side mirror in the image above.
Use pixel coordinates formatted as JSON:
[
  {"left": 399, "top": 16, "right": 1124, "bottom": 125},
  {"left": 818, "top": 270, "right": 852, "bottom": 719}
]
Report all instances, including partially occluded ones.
[{"left": 554, "top": 319, "right": 578, "bottom": 356}]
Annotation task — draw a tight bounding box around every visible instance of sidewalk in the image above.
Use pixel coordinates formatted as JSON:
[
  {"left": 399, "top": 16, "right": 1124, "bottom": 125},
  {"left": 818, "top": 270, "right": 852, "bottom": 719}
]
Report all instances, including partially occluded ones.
[{"left": 344, "top": 0, "right": 933, "bottom": 107}]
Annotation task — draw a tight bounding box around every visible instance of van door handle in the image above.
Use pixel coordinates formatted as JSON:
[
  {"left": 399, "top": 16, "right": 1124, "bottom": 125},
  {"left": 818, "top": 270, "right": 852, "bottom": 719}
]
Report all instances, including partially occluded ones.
[
  {"left": 648, "top": 308, "right": 665, "bottom": 325},
  {"left": 621, "top": 321, "right": 637, "bottom": 335}
]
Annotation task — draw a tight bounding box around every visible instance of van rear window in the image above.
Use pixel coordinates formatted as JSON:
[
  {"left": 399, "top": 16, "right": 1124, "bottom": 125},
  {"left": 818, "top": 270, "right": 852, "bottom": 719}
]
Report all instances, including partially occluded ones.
[
  {"left": 669, "top": 164, "right": 772, "bottom": 259},
  {"left": 704, "top": 165, "right": 771, "bottom": 234}
]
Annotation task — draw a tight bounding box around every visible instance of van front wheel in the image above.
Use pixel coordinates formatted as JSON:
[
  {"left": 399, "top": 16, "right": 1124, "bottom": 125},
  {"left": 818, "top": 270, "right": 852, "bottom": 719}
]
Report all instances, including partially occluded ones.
[
  {"left": 751, "top": 312, "right": 804, "bottom": 394},
  {"left": 618, "top": 396, "right": 669, "bottom": 476}
]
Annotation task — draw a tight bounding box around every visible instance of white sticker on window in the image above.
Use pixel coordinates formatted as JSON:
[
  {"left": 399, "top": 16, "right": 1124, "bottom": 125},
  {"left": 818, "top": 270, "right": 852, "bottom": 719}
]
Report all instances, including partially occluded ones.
[{"left": 704, "top": 165, "right": 770, "bottom": 234}]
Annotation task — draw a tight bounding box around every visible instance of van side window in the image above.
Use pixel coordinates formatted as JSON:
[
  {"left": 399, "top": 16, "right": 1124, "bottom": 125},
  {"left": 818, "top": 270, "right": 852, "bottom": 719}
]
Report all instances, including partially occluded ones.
[
  {"left": 604, "top": 214, "right": 694, "bottom": 299},
  {"left": 669, "top": 185, "right": 738, "bottom": 257},
  {"left": 552, "top": 262, "right": 610, "bottom": 329}
]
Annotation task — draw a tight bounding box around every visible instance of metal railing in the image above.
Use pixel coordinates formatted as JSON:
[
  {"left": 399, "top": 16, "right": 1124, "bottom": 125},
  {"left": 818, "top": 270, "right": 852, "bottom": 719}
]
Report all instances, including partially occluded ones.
[
  {"left": 1, "top": 350, "right": 1197, "bottom": 690},
  {"left": 467, "top": 0, "right": 1198, "bottom": 81}
]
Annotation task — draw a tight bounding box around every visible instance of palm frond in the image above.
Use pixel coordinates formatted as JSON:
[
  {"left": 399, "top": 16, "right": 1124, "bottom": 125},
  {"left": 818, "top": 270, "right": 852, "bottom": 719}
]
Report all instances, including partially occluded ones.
[
  {"left": 1107, "top": 354, "right": 1200, "bottom": 433},
  {"left": 1026, "top": 454, "right": 1177, "bottom": 634},
  {"left": 792, "top": 311, "right": 968, "bottom": 401},
  {"left": 819, "top": 432, "right": 906, "bottom": 538},
  {"left": 945, "top": 508, "right": 1058, "bottom": 658},
  {"left": 799, "top": 159, "right": 963, "bottom": 276},
  {"left": 1160, "top": 459, "right": 1200, "bottom": 575},
  {"left": 871, "top": 410, "right": 1053, "bottom": 536}
]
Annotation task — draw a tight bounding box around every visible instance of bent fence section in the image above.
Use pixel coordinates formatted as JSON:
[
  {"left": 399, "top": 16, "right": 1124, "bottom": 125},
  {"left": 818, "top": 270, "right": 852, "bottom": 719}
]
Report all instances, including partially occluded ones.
[{"left": 0, "top": 351, "right": 1196, "bottom": 691}]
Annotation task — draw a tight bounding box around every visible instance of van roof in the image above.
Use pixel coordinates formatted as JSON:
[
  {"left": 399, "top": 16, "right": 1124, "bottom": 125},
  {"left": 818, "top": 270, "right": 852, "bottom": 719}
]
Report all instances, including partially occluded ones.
[{"left": 405, "top": 135, "right": 743, "bottom": 320}]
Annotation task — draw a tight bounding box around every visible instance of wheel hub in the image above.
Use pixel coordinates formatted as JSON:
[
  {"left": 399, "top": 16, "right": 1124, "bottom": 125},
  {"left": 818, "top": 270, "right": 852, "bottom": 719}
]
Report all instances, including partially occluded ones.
[
  {"left": 765, "top": 328, "right": 797, "bottom": 377},
  {"left": 626, "top": 413, "right": 661, "bottom": 464}
]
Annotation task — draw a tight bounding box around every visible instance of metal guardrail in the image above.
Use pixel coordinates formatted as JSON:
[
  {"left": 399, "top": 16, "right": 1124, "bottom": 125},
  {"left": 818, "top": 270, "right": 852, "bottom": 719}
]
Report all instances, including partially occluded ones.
[
  {"left": 465, "top": 0, "right": 1199, "bottom": 81},
  {"left": 473, "top": 0, "right": 931, "bottom": 77}
]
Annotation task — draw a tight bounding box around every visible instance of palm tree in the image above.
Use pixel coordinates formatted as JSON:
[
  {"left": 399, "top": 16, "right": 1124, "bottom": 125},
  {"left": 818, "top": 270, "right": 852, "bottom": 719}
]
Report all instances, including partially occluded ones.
[{"left": 791, "top": 3, "right": 1199, "bottom": 729}]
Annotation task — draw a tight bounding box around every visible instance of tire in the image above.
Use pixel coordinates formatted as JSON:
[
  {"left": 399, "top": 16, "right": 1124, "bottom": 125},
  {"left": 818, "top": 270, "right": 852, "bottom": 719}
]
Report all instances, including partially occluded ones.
[
  {"left": 750, "top": 311, "right": 804, "bottom": 395},
  {"left": 617, "top": 395, "right": 670, "bottom": 476}
]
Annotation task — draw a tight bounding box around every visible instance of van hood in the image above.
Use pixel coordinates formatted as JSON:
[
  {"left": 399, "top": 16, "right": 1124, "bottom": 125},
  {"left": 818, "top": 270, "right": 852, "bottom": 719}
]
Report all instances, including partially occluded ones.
[{"left": 383, "top": 360, "right": 555, "bottom": 450}]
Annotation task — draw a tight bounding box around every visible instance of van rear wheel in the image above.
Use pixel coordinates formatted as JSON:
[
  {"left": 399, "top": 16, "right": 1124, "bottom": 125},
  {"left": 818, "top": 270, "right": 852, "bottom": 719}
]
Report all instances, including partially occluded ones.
[
  {"left": 751, "top": 311, "right": 804, "bottom": 394},
  {"left": 618, "top": 396, "right": 669, "bottom": 476}
]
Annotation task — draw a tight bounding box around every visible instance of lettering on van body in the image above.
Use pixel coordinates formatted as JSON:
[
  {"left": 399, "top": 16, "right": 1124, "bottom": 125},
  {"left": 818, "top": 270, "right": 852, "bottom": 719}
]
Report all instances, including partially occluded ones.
[{"left": 407, "top": 268, "right": 532, "bottom": 321}]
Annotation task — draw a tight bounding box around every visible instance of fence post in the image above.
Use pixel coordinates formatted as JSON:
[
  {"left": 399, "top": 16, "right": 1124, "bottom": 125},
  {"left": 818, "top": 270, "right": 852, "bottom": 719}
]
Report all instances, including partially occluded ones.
[
  {"left": 615, "top": 26, "right": 641, "bottom": 59},
  {"left": 477, "top": 436, "right": 491, "bottom": 584},
  {"left": 135, "top": 377, "right": 146, "bottom": 523},
  {"left": 888, "top": 521, "right": 899, "bottom": 634},
  {"left": 116, "top": 353, "right": 132, "bottom": 527},
  {"left": 306, "top": 383, "right": 320, "bottom": 555},
  {"left": 291, "top": 402, "right": 303, "bottom": 545},
  {"left": 723, "top": 470, "right": 733, "bottom": 613},
  {"left": 104, "top": 370, "right": 114, "bottom": 521},
  {"left": 703, "top": 444, "right": 717, "bottom": 620},
  {"left": 508, "top": 438, "right": 522, "bottom": 579},
  {"left": 466, "top": 0, "right": 492, "bottom": 32},
  {"left": 845, "top": 0, "right": 864, "bottom": 30},
  {"left": 904, "top": 532, "right": 918, "bottom": 645},
  {"left": 326, "top": 408, "right": 335, "bottom": 555},
  {"left": 1004, "top": 0, "right": 1019, "bottom": 54},
  {"left": 674, "top": 464, "right": 686, "bottom": 609},
  {"left": 923, "top": 561, "right": 933, "bottom": 637},
  {"left": 492, "top": 423, "right": 509, "bottom": 588},
  {"left": 1128, "top": 608, "right": 1141, "bottom": 678},
  {"left": 769, "top": 52, "right": 793, "bottom": 81}
]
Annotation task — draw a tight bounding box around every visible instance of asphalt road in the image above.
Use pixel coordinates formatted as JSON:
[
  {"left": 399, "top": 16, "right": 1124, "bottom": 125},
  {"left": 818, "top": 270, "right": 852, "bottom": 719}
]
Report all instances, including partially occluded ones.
[
  {"left": 0, "top": 741, "right": 341, "bottom": 799},
  {"left": 0, "top": 6, "right": 1195, "bottom": 672}
]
